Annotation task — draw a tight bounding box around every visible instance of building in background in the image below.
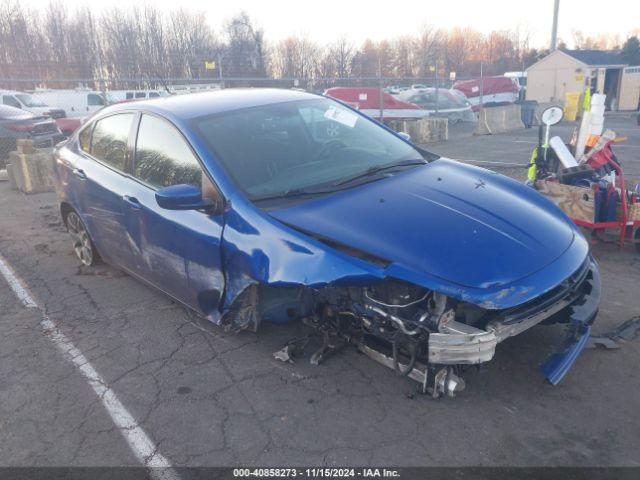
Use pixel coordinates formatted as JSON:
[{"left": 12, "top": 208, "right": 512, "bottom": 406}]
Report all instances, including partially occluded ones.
[
  {"left": 525, "top": 49, "right": 638, "bottom": 111},
  {"left": 619, "top": 66, "right": 640, "bottom": 111}
]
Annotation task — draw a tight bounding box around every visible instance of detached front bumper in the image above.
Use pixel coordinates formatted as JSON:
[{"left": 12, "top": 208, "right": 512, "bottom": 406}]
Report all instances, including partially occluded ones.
[
  {"left": 428, "top": 256, "right": 601, "bottom": 383},
  {"left": 541, "top": 258, "right": 600, "bottom": 384}
]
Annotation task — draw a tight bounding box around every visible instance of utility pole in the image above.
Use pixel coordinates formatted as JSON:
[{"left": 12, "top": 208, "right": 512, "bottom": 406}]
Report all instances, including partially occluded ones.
[{"left": 551, "top": 0, "right": 560, "bottom": 51}]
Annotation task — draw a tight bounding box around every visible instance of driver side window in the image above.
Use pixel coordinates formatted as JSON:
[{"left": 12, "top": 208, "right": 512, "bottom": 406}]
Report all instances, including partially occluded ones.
[{"left": 133, "top": 114, "right": 203, "bottom": 190}]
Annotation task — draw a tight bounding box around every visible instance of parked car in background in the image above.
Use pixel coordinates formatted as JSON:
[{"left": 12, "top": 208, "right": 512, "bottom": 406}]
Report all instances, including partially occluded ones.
[
  {"left": 52, "top": 89, "right": 600, "bottom": 396},
  {"left": 324, "top": 87, "right": 430, "bottom": 119},
  {"left": 0, "top": 105, "right": 65, "bottom": 162},
  {"left": 410, "top": 83, "right": 429, "bottom": 90},
  {"left": 56, "top": 117, "right": 85, "bottom": 137},
  {"left": 0, "top": 90, "right": 66, "bottom": 119},
  {"left": 396, "top": 88, "right": 476, "bottom": 123},
  {"left": 452, "top": 76, "right": 520, "bottom": 111},
  {"left": 31, "top": 89, "right": 114, "bottom": 117},
  {"left": 107, "top": 89, "right": 170, "bottom": 102}
]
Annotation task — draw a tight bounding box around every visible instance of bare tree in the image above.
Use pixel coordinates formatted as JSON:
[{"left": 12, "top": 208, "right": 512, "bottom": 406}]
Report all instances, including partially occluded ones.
[
  {"left": 328, "top": 37, "right": 354, "bottom": 78},
  {"left": 224, "top": 11, "right": 267, "bottom": 77}
]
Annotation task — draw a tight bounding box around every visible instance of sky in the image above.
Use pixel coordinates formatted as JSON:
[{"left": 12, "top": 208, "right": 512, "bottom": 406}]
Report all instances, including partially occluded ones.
[{"left": 21, "top": 0, "right": 640, "bottom": 48}]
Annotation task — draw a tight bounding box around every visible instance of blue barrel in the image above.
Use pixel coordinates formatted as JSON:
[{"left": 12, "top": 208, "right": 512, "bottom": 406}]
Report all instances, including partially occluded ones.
[{"left": 518, "top": 100, "right": 538, "bottom": 128}]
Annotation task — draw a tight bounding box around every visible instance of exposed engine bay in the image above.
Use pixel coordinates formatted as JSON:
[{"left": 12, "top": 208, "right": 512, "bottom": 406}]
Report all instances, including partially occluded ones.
[{"left": 224, "top": 257, "right": 599, "bottom": 398}]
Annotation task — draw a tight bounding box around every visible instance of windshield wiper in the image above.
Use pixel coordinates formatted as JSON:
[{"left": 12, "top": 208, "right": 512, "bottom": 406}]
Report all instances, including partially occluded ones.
[
  {"left": 332, "top": 159, "right": 427, "bottom": 187},
  {"left": 251, "top": 188, "right": 328, "bottom": 203}
]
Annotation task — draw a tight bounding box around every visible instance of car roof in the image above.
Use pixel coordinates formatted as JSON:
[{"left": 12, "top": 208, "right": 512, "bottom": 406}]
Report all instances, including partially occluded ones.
[{"left": 103, "top": 88, "right": 320, "bottom": 121}]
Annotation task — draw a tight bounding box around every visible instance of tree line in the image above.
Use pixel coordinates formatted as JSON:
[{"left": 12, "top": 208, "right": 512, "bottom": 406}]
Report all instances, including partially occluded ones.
[{"left": 1, "top": 0, "right": 638, "bottom": 92}]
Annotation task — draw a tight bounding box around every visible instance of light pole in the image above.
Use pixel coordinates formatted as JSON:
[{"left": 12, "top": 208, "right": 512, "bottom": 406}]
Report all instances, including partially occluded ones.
[{"left": 551, "top": 0, "right": 560, "bottom": 51}]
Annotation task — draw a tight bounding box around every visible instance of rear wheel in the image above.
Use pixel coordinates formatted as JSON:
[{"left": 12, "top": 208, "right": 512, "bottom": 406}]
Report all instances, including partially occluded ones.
[
  {"left": 65, "top": 211, "right": 99, "bottom": 266},
  {"left": 635, "top": 228, "right": 640, "bottom": 254}
]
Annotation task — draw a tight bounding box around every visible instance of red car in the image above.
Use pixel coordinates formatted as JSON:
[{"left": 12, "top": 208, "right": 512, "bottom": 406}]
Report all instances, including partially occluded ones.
[{"left": 324, "top": 87, "right": 429, "bottom": 120}]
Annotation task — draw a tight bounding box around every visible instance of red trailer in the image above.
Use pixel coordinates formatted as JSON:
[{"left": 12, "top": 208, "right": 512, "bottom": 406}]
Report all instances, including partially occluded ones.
[
  {"left": 324, "top": 87, "right": 429, "bottom": 120},
  {"left": 453, "top": 76, "right": 519, "bottom": 112}
]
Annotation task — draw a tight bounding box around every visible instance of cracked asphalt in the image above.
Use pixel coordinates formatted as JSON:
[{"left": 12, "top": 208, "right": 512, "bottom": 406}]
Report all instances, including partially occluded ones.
[{"left": 1, "top": 115, "right": 640, "bottom": 468}]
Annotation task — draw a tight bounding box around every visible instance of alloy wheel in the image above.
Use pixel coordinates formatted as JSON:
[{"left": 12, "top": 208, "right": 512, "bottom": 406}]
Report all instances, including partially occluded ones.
[{"left": 66, "top": 211, "right": 95, "bottom": 266}]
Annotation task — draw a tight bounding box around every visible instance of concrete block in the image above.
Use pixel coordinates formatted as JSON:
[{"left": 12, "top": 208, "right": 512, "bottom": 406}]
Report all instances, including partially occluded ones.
[
  {"left": 387, "top": 117, "right": 448, "bottom": 144},
  {"left": 6, "top": 164, "right": 18, "bottom": 190},
  {"left": 474, "top": 104, "right": 525, "bottom": 135},
  {"left": 9, "top": 150, "right": 55, "bottom": 194},
  {"left": 0, "top": 169, "right": 7, "bottom": 181},
  {"left": 16, "top": 139, "right": 36, "bottom": 154}
]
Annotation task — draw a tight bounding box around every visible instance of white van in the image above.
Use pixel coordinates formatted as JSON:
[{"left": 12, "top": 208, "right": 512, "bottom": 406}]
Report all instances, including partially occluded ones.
[
  {"left": 30, "top": 89, "right": 112, "bottom": 118},
  {"left": 0, "top": 90, "right": 67, "bottom": 118},
  {"left": 107, "top": 89, "right": 170, "bottom": 102}
]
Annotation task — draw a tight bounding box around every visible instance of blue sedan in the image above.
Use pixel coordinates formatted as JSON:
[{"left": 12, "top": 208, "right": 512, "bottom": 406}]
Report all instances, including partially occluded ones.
[{"left": 53, "top": 89, "right": 600, "bottom": 396}]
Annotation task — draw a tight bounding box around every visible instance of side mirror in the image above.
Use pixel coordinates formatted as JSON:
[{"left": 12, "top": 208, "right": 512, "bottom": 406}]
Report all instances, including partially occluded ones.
[
  {"left": 398, "top": 132, "right": 411, "bottom": 142},
  {"left": 155, "top": 184, "right": 216, "bottom": 211}
]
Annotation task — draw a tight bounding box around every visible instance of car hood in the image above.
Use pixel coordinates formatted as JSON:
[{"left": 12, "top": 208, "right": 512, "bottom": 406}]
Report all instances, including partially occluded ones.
[{"left": 269, "top": 158, "right": 577, "bottom": 290}]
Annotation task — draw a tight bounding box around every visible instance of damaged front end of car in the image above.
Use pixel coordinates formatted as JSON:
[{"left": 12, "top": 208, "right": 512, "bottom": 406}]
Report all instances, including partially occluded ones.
[
  {"left": 263, "top": 256, "right": 599, "bottom": 397},
  {"left": 212, "top": 159, "right": 601, "bottom": 397},
  {"left": 218, "top": 234, "right": 600, "bottom": 398}
]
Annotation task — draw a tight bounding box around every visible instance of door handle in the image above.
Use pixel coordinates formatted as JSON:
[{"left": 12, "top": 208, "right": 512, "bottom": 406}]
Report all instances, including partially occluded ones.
[
  {"left": 72, "top": 168, "right": 86, "bottom": 179},
  {"left": 123, "top": 195, "right": 142, "bottom": 209}
]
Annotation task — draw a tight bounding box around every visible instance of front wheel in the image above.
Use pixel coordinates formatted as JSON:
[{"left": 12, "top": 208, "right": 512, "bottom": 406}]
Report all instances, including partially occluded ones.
[{"left": 65, "top": 211, "right": 99, "bottom": 266}]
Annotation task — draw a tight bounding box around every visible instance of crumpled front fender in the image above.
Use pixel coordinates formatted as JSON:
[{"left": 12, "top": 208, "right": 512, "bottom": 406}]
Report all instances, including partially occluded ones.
[{"left": 219, "top": 203, "right": 387, "bottom": 313}]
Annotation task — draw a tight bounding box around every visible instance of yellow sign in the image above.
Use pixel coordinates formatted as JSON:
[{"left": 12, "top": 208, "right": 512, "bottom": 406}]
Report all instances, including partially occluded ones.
[
  {"left": 575, "top": 73, "right": 584, "bottom": 82},
  {"left": 204, "top": 61, "right": 216, "bottom": 70},
  {"left": 429, "top": 65, "right": 436, "bottom": 72}
]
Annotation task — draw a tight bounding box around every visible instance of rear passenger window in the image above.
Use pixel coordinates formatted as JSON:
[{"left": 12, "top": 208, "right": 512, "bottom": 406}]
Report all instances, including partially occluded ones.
[
  {"left": 135, "top": 92, "right": 146, "bottom": 99},
  {"left": 134, "top": 114, "right": 202, "bottom": 188},
  {"left": 91, "top": 114, "right": 135, "bottom": 171}
]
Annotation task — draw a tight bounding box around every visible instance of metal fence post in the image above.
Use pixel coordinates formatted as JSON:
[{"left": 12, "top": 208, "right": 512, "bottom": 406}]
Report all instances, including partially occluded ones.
[
  {"left": 218, "top": 52, "right": 224, "bottom": 89},
  {"left": 378, "top": 57, "right": 384, "bottom": 121},
  {"left": 479, "top": 61, "right": 484, "bottom": 113},
  {"left": 435, "top": 60, "right": 439, "bottom": 116}
]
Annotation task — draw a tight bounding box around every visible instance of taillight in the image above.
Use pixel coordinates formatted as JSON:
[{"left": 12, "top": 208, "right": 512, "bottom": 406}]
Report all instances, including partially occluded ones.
[{"left": 7, "top": 123, "right": 34, "bottom": 132}]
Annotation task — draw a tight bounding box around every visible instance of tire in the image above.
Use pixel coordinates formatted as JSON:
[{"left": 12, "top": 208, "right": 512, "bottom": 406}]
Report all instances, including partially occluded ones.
[
  {"left": 635, "top": 228, "right": 640, "bottom": 255},
  {"left": 65, "top": 211, "right": 100, "bottom": 266}
]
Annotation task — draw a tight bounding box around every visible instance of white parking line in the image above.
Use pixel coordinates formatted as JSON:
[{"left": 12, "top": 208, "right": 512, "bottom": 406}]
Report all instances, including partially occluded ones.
[{"left": 0, "top": 253, "right": 180, "bottom": 480}]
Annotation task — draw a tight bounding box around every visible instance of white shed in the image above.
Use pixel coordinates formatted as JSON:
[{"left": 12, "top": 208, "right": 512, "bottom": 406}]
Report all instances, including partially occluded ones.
[{"left": 526, "top": 49, "right": 630, "bottom": 110}]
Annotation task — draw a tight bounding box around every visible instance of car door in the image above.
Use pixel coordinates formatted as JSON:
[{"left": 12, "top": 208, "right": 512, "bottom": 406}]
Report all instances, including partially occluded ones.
[
  {"left": 71, "top": 112, "right": 138, "bottom": 267},
  {"left": 124, "top": 113, "right": 225, "bottom": 318}
]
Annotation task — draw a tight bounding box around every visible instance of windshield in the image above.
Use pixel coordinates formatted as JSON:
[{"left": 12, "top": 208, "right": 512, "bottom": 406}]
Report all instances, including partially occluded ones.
[
  {"left": 193, "top": 98, "right": 432, "bottom": 200},
  {"left": 16, "top": 94, "right": 47, "bottom": 108}
]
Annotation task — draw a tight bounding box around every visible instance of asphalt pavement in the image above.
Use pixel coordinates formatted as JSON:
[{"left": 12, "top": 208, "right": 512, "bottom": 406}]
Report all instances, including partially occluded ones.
[{"left": 1, "top": 115, "right": 640, "bottom": 469}]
